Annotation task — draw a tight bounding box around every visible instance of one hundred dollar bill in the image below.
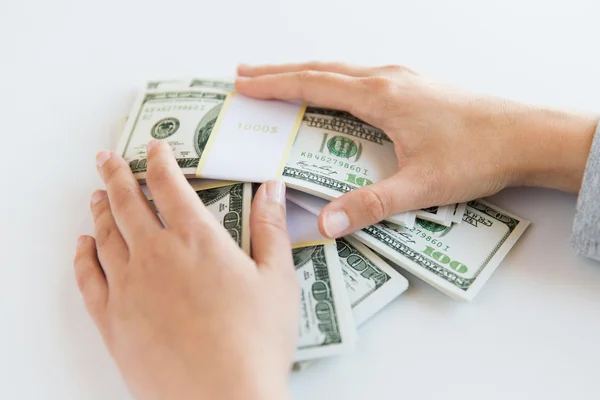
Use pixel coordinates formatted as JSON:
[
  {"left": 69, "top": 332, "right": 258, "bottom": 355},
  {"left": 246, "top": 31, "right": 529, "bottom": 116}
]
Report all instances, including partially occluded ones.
[
  {"left": 285, "top": 189, "right": 530, "bottom": 301},
  {"left": 293, "top": 237, "right": 408, "bottom": 371},
  {"left": 293, "top": 241, "right": 357, "bottom": 362},
  {"left": 145, "top": 182, "right": 251, "bottom": 254}
]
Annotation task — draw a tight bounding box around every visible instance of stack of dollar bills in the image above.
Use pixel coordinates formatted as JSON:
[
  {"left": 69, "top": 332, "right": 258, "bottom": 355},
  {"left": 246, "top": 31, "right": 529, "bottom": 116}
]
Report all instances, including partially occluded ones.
[{"left": 116, "top": 78, "right": 530, "bottom": 367}]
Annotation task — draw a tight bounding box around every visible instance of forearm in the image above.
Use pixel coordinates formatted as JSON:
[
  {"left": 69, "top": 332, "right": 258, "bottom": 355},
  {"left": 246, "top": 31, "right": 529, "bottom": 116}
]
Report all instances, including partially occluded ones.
[{"left": 510, "top": 105, "right": 599, "bottom": 193}]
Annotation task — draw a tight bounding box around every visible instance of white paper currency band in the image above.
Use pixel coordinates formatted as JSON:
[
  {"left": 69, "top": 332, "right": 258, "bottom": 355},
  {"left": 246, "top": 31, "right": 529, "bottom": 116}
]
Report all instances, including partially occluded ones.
[{"left": 196, "top": 93, "right": 306, "bottom": 182}]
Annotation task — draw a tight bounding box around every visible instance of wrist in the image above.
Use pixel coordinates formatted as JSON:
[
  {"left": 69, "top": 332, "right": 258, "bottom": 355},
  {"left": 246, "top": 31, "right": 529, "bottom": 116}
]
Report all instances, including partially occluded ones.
[
  {"left": 503, "top": 103, "right": 598, "bottom": 193},
  {"left": 196, "top": 362, "right": 290, "bottom": 400}
]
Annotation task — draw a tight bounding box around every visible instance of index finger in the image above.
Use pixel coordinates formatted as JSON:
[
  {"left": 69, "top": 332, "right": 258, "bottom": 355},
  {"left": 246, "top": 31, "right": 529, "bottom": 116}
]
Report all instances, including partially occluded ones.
[
  {"left": 235, "top": 72, "right": 380, "bottom": 122},
  {"left": 96, "top": 150, "right": 162, "bottom": 243}
]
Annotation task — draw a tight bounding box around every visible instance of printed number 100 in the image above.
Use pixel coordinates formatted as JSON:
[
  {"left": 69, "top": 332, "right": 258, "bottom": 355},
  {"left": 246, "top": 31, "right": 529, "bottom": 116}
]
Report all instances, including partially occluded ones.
[{"left": 238, "top": 123, "right": 279, "bottom": 134}]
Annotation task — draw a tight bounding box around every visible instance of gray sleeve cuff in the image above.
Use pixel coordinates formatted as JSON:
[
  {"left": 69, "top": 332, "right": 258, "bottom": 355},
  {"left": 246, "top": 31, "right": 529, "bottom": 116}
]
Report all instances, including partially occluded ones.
[{"left": 571, "top": 121, "right": 600, "bottom": 261}]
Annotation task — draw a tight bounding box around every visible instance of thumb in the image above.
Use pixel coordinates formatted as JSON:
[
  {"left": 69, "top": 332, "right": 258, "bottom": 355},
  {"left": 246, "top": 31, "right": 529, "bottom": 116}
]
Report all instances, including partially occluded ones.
[
  {"left": 250, "top": 181, "right": 295, "bottom": 270},
  {"left": 318, "top": 172, "right": 423, "bottom": 238}
]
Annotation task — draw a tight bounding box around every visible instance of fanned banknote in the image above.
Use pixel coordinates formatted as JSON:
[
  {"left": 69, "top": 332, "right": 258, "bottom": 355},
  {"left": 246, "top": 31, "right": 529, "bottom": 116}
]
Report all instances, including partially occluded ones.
[
  {"left": 336, "top": 236, "right": 408, "bottom": 325},
  {"left": 292, "top": 241, "right": 357, "bottom": 362},
  {"left": 286, "top": 188, "right": 529, "bottom": 301}
]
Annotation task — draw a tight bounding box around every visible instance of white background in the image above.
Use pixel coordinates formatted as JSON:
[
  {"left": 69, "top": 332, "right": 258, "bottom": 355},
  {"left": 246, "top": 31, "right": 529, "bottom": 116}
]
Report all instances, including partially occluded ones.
[{"left": 1, "top": 1, "right": 600, "bottom": 399}]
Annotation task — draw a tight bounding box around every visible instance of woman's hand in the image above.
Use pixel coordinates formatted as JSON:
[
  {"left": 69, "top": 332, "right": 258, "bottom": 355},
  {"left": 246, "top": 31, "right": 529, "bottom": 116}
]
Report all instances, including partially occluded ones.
[
  {"left": 74, "top": 140, "right": 298, "bottom": 400},
  {"left": 236, "top": 62, "right": 599, "bottom": 238}
]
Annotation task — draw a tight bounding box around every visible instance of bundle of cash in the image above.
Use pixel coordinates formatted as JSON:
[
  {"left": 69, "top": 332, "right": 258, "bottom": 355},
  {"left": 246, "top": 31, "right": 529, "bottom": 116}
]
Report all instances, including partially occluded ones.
[
  {"left": 122, "top": 78, "right": 530, "bottom": 366},
  {"left": 116, "top": 78, "right": 473, "bottom": 228}
]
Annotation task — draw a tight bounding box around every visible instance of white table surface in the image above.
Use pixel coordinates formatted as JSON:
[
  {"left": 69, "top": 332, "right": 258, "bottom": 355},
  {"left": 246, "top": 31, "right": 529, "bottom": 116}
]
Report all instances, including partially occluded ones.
[{"left": 2, "top": 1, "right": 600, "bottom": 399}]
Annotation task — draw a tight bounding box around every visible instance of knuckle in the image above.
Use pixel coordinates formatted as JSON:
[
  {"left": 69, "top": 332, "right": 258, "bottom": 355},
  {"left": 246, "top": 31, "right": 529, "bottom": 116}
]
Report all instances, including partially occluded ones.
[
  {"left": 110, "top": 182, "right": 139, "bottom": 211},
  {"left": 75, "top": 263, "right": 93, "bottom": 293},
  {"left": 295, "top": 70, "right": 318, "bottom": 101},
  {"left": 297, "top": 70, "right": 318, "bottom": 83},
  {"left": 379, "top": 64, "right": 407, "bottom": 74},
  {"left": 362, "top": 76, "right": 395, "bottom": 93},
  {"left": 95, "top": 225, "right": 114, "bottom": 248},
  {"left": 84, "top": 295, "right": 105, "bottom": 319},
  {"left": 313, "top": 61, "right": 344, "bottom": 71},
  {"left": 176, "top": 225, "right": 200, "bottom": 248},
  {"left": 351, "top": 78, "right": 396, "bottom": 122},
  {"left": 306, "top": 61, "right": 326, "bottom": 70},
  {"left": 255, "top": 207, "right": 287, "bottom": 235},
  {"left": 102, "top": 158, "right": 127, "bottom": 185},
  {"left": 73, "top": 247, "right": 88, "bottom": 267},
  {"left": 139, "top": 233, "right": 171, "bottom": 260},
  {"left": 80, "top": 279, "right": 106, "bottom": 320},
  {"left": 91, "top": 195, "right": 110, "bottom": 218},
  {"left": 280, "top": 259, "right": 299, "bottom": 284},
  {"left": 147, "top": 163, "right": 171, "bottom": 187},
  {"left": 359, "top": 187, "right": 392, "bottom": 223}
]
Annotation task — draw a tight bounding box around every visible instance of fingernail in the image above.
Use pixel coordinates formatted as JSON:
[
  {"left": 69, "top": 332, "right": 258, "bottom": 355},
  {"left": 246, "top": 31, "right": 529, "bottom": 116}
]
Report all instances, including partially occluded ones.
[
  {"left": 77, "top": 236, "right": 86, "bottom": 248},
  {"left": 265, "top": 180, "right": 285, "bottom": 205},
  {"left": 96, "top": 151, "right": 111, "bottom": 168},
  {"left": 322, "top": 210, "right": 350, "bottom": 238},
  {"left": 91, "top": 190, "right": 106, "bottom": 205},
  {"left": 146, "top": 139, "right": 160, "bottom": 152}
]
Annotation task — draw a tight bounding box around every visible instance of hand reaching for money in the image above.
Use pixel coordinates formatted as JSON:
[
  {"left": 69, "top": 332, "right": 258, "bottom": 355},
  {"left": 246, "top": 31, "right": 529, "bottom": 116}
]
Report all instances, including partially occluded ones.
[
  {"left": 236, "top": 62, "right": 598, "bottom": 238},
  {"left": 74, "top": 141, "right": 298, "bottom": 400}
]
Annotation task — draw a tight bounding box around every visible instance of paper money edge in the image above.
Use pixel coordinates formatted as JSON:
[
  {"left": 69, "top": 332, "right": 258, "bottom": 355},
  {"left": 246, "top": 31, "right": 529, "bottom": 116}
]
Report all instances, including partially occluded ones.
[
  {"left": 415, "top": 205, "right": 453, "bottom": 227},
  {"left": 291, "top": 239, "right": 335, "bottom": 249},
  {"left": 189, "top": 179, "right": 241, "bottom": 191},
  {"left": 240, "top": 183, "right": 252, "bottom": 255},
  {"left": 454, "top": 202, "right": 468, "bottom": 223}
]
